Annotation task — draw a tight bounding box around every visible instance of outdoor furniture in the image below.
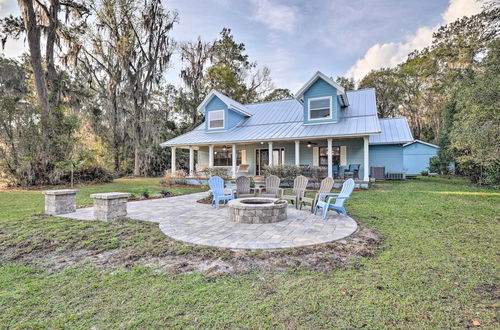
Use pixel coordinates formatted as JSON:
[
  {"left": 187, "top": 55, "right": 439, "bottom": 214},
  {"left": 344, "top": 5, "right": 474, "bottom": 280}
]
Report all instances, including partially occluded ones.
[
  {"left": 300, "top": 177, "right": 334, "bottom": 212},
  {"left": 314, "top": 178, "right": 355, "bottom": 219},
  {"left": 343, "top": 164, "right": 360, "bottom": 179},
  {"left": 208, "top": 176, "right": 234, "bottom": 209},
  {"left": 235, "top": 176, "right": 256, "bottom": 198},
  {"left": 90, "top": 192, "right": 131, "bottom": 221},
  {"left": 43, "top": 189, "right": 78, "bottom": 215},
  {"left": 332, "top": 165, "right": 340, "bottom": 178},
  {"left": 281, "top": 175, "right": 308, "bottom": 209},
  {"left": 261, "top": 175, "right": 281, "bottom": 198}
]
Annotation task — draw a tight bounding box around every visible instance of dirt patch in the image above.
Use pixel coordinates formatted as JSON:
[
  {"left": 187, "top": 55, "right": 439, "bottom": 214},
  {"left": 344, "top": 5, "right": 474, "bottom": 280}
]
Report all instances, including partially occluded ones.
[{"left": 0, "top": 224, "right": 381, "bottom": 275}]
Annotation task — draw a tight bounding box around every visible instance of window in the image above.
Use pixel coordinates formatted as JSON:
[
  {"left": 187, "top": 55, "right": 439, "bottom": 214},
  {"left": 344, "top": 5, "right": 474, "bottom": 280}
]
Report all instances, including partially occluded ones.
[
  {"left": 319, "top": 146, "right": 340, "bottom": 166},
  {"left": 308, "top": 97, "right": 332, "bottom": 120},
  {"left": 214, "top": 148, "right": 242, "bottom": 166},
  {"left": 208, "top": 110, "right": 224, "bottom": 129}
]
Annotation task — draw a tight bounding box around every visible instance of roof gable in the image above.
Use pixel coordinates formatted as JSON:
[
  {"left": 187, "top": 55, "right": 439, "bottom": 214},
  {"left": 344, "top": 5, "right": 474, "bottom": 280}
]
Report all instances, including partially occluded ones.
[
  {"left": 403, "top": 140, "right": 438, "bottom": 148},
  {"left": 295, "top": 71, "right": 349, "bottom": 106},
  {"left": 197, "top": 90, "right": 252, "bottom": 117}
]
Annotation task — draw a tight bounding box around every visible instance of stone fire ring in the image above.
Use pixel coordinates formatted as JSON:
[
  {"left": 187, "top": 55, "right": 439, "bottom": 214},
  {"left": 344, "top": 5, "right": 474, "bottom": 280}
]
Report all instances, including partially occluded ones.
[{"left": 228, "top": 198, "right": 287, "bottom": 224}]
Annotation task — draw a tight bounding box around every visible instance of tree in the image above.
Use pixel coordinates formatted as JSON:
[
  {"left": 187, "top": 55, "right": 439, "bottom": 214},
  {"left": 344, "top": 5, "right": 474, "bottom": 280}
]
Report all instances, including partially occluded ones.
[
  {"left": 359, "top": 68, "right": 400, "bottom": 118},
  {"left": 206, "top": 28, "right": 273, "bottom": 104},
  {"left": 335, "top": 76, "right": 355, "bottom": 90},
  {"left": 263, "top": 88, "right": 293, "bottom": 102}
]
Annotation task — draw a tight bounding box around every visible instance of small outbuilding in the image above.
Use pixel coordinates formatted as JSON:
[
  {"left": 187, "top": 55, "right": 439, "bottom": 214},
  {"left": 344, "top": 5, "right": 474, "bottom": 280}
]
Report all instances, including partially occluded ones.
[{"left": 402, "top": 140, "right": 439, "bottom": 175}]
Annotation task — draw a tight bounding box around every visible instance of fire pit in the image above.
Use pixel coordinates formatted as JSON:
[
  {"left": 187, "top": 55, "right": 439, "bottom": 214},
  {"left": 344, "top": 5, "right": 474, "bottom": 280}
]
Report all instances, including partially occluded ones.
[{"left": 228, "top": 198, "right": 287, "bottom": 224}]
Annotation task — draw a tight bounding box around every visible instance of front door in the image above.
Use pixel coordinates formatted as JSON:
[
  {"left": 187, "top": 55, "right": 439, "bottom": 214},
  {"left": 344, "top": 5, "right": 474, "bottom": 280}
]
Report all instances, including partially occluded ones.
[{"left": 255, "top": 148, "right": 285, "bottom": 175}]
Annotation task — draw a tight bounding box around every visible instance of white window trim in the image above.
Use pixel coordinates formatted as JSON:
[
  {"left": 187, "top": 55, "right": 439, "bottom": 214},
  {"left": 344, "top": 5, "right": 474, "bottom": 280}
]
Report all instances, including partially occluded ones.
[
  {"left": 307, "top": 96, "right": 332, "bottom": 121},
  {"left": 208, "top": 109, "right": 225, "bottom": 129}
]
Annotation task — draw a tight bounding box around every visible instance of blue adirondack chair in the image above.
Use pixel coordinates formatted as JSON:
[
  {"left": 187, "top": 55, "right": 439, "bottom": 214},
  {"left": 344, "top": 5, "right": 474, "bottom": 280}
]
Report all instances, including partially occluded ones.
[
  {"left": 208, "top": 176, "right": 234, "bottom": 209},
  {"left": 314, "top": 178, "right": 355, "bottom": 219}
]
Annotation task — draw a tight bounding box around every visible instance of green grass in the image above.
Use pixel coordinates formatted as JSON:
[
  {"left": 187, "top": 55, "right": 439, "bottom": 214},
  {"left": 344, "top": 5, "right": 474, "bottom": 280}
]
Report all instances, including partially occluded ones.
[{"left": 0, "top": 177, "right": 499, "bottom": 328}]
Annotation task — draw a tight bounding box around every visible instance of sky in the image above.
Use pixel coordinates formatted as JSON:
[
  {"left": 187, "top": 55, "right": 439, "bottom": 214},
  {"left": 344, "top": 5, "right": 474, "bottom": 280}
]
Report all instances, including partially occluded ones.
[{"left": 0, "top": 0, "right": 483, "bottom": 92}]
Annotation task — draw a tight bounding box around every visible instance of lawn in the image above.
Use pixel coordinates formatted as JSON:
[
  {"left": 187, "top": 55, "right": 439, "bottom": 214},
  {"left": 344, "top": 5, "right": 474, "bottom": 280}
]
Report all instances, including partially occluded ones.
[{"left": 0, "top": 177, "right": 498, "bottom": 328}]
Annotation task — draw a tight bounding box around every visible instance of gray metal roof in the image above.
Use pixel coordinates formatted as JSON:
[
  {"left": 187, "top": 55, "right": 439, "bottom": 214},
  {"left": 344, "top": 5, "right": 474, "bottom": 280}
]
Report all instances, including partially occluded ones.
[
  {"left": 162, "top": 88, "right": 381, "bottom": 147},
  {"left": 369, "top": 117, "right": 414, "bottom": 145}
]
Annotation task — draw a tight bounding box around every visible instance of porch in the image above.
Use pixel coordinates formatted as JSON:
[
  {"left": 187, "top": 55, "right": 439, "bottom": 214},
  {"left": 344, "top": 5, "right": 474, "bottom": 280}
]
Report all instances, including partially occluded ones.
[{"left": 170, "top": 136, "right": 370, "bottom": 182}]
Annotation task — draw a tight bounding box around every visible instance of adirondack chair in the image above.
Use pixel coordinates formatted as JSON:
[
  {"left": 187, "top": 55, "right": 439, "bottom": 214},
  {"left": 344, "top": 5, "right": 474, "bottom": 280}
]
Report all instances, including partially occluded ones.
[
  {"left": 208, "top": 176, "right": 234, "bottom": 209},
  {"left": 300, "top": 177, "right": 334, "bottom": 212},
  {"left": 235, "top": 176, "right": 256, "bottom": 198},
  {"left": 343, "top": 164, "right": 360, "bottom": 179},
  {"left": 314, "top": 178, "right": 355, "bottom": 219},
  {"left": 261, "top": 175, "right": 281, "bottom": 198},
  {"left": 281, "top": 175, "right": 308, "bottom": 209}
]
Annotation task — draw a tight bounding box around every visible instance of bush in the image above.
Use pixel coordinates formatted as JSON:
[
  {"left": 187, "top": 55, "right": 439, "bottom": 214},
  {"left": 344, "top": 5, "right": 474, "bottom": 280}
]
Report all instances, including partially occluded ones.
[
  {"left": 201, "top": 167, "right": 230, "bottom": 179},
  {"left": 57, "top": 164, "right": 114, "bottom": 185},
  {"left": 262, "top": 165, "right": 301, "bottom": 186},
  {"left": 420, "top": 170, "right": 429, "bottom": 176},
  {"left": 140, "top": 188, "right": 150, "bottom": 198},
  {"left": 161, "top": 169, "right": 187, "bottom": 185}
]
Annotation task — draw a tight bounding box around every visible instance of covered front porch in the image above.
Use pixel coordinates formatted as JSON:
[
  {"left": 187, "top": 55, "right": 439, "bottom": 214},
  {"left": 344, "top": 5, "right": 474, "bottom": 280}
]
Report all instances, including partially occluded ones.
[{"left": 170, "top": 136, "right": 370, "bottom": 182}]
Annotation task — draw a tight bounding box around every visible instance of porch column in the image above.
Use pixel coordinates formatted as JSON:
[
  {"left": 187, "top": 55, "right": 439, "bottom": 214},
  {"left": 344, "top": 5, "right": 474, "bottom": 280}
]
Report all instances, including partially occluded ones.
[
  {"left": 189, "top": 147, "right": 194, "bottom": 177},
  {"left": 209, "top": 145, "right": 214, "bottom": 167},
  {"left": 231, "top": 144, "right": 237, "bottom": 179},
  {"left": 363, "top": 136, "right": 369, "bottom": 181},
  {"left": 268, "top": 142, "right": 273, "bottom": 166},
  {"left": 295, "top": 140, "right": 300, "bottom": 166},
  {"left": 327, "top": 138, "right": 333, "bottom": 178},
  {"left": 170, "top": 147, "right": 176, "bottom": 175}
]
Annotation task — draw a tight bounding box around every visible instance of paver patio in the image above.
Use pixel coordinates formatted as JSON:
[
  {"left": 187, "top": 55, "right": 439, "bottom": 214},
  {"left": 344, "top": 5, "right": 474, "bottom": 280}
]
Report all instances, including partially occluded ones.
[{"left": 59, "top": 192, "right": 358, "bottom": 249}]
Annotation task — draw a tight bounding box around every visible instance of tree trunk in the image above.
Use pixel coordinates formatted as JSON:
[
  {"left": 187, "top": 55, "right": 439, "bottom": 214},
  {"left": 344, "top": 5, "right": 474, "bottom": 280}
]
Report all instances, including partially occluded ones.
[
  {"left": 18, "top": 0, "right": 50, "bottom": 117},
  {"left": 46, "top": 0, "right": 60, "bottom": 106}
]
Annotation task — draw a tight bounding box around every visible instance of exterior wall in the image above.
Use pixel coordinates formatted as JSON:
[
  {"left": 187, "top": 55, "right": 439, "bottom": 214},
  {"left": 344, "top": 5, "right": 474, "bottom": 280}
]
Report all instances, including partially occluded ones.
[
  {"left": 303, "top": 78, "right": 339, "bottom": 124},
  {"left": 204, "top": 96, "right": 244, "bottom": 131},
  {"left": 403, "top": 142, "right": 438, "bottom": 175},
  {"left": 195, "top": 138, "right": 366, "bottom": 178},
  {"left": 369, "top": 145, "right": 404, "bottom": 173}
]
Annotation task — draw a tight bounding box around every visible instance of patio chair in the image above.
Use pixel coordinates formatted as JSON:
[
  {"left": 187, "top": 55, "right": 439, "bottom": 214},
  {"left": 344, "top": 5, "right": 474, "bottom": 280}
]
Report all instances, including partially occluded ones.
[
  {"left": 332, "top": 165, "right": 340, "bottom": 178},
  {"left": 235, "top": 176, "right": 256, "bottom": 198},
  {"left": 261, "top": 175, "right": 281, "bottom": 198},
  {"left": 208, "top": 176, "right": 234, "bottom": 209},
  {"left": 314, "top": 178, "right": 355, "bottom": 219},
  {"left": 300, "top": 177, "right": 334, "bottom": 212},
  {"left": 281, "top": 175, "right": 308, "bottom": 209},
  {"left": 343, "top": 164, "right": 360, "bottom": 179}
]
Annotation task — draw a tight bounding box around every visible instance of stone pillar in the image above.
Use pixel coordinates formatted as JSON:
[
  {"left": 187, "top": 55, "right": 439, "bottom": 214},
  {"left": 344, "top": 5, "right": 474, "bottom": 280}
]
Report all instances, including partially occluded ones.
[
  {"left": 170, "top": 147, "right": 176, "bottom": 175},
  {"left": 209, "top": 145, "right": 214, "bottom": 167},
  {"left": 43, "top": 189, "right": 78, "bottom": 215},
  {"left": 295, "top": 140, "right": 300, "bottom": 166},
  {"left": 232, "top": 144, "right": 237, "bottom": 179},
  {"left": 268, "top": 141, "right": 273, "bottom": 166},
  {"left": 327, "top": 138, "right": 333, "bottom": 178},
  {"left": 189, "top": 147, "right": 194, "bottom": 177},
  {"left": 90, "top": 192, "right": 131, "bottom": 221},
  {"left": 363, "top": 136, "right": 369, "bottom": 181}
]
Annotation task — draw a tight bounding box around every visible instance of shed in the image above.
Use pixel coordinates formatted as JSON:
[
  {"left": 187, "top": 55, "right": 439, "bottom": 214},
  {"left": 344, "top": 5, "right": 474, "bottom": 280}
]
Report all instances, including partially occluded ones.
[{"left": 403, "top": 140, "right": 439, "bottom": 175}]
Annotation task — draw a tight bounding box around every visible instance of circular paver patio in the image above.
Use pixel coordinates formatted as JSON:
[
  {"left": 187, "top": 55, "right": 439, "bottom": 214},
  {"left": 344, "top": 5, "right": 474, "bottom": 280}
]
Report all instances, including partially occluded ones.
[{"left": 60, "top": 191, "right": 358, "bottom": 250}]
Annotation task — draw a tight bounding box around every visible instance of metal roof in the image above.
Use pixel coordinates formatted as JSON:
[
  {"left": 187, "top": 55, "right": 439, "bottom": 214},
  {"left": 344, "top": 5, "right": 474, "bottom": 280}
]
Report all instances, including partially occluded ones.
[
  {"left": 162, "top": 88, "right": 381, "bottom": 147},
  {"left": 369, "top": 117, "right": 414, "bottom": 145}
]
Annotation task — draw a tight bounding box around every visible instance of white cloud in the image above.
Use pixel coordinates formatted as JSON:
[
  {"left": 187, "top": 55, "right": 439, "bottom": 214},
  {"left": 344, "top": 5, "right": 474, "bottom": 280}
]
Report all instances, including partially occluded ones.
[
  {"left": 249, "top": 0, "right": 300, "bottom": 33},
  {"left": 346, "top": 0, "right": 483, "bottom": 80}
]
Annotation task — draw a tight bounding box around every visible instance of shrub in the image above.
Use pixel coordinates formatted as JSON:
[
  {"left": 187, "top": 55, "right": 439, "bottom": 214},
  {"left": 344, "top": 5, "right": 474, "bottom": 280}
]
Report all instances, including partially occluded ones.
[
  {"left": 262, "top": 165, "right": 301, "bottom": 186},
  {"left": 57, "top": 164, "right": 113, "bottom": 185},
  {"left": 201, "top": 167, "right": 230, "bottom": 179},
  {"left": 421, "top": 170, "right": 429, "bottom": 176},
  {"left": 158, "top": 190, "right": 172, "bottom": 197},
  {"left": 161, "top": 169, "right": 187, "bottom": 185},
  {"left": 140, "top": 188, "right": 150, "bottom": 198}
]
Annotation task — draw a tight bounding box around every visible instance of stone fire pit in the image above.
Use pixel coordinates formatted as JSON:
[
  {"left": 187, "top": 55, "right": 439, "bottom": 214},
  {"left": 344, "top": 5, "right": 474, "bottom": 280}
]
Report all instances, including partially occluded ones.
[{"left": 228, "top": 198, "right": 287, "bottom": 224}]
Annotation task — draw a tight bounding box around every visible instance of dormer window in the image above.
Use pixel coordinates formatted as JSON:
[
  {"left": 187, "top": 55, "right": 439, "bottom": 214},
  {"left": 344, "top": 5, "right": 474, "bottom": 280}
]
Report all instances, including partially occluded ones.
[
  {"left": 208, "top": 110, "right": 224, "bottom": 129},
  {"left": 308, "top": 96, "right": 332, "bottom": 120}
]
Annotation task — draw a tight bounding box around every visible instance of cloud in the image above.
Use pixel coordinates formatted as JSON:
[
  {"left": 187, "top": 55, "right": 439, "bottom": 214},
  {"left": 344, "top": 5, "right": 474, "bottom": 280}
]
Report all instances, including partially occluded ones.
[
  {"left": 249, "top": 0, "right": 300, "bottom": 33},
  {"left": 346, "top": 0, "right": 483, "bottom": 80}
]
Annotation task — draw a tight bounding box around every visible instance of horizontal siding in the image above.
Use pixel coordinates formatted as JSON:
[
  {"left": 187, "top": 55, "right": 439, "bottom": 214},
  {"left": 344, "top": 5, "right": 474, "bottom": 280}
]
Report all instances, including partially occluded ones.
[
  {"left": 369, "top": 145, "right": 404, "bottom": 173},
  {"left": 303, "top": 78, "right": 338, "bottom": 124}
]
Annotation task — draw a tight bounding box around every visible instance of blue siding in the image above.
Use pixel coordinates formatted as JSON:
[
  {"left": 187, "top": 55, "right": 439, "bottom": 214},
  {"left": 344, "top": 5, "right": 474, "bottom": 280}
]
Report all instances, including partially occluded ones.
[
  {"left": 369, "top": 145, "right": 404, "bottom": 173},
  {"left": 303, "top": 78, "right": 338, "bottom": 124},
  {"left": 204, "top": 96, "right": 244, "bottom": 131},
  {"left": 403, "top": 142, "right": 438, "bottom": 174}
]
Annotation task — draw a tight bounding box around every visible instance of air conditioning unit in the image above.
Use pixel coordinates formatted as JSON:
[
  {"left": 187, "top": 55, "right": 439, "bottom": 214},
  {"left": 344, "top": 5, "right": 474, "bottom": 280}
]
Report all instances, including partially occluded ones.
[{"left": 370, "top": 166, "right": 385, "bottom": 179}]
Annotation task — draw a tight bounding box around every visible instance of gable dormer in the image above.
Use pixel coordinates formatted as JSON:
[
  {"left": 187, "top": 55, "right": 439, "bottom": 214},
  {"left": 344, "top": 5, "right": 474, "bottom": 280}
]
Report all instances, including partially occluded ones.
[
  {"left": 198, "top": 90, "right": 251, "bottom": 132},
  {"left": 295, "top": 71, "right": 349, "bottom": 125}
]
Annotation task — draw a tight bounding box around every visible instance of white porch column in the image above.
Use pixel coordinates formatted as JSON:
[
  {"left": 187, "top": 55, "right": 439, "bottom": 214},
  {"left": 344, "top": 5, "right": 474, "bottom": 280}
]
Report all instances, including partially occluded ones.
[
  {"left": 363, "top": 136, "right": 369, "bottom": 181},
  {"left": 231, "top": 144, "right": 237, "bottom": 179},
  {"left": 189, "top": 147, "right": 194, "bottom": 177},
  {"left": 170, "top": 147, "right": 176, "bottom": 175},
  {"left": 268, "top": 142, "right": 273, "bottom": 166},
  {"left": 295, "top": 140, "right": 300, "bottom": 166},
  {"left": 209, "top": 145, "right": 214, "bottom": 167},
  {"left": 327, "top": 138, "right": 333, "bottom": 178}
]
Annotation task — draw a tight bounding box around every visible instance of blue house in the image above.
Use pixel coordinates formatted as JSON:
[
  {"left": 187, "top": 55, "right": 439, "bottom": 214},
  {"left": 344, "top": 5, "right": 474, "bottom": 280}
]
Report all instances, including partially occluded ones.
[{"left": 161, "top": 71, "right": 437, "bottom": 181}]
